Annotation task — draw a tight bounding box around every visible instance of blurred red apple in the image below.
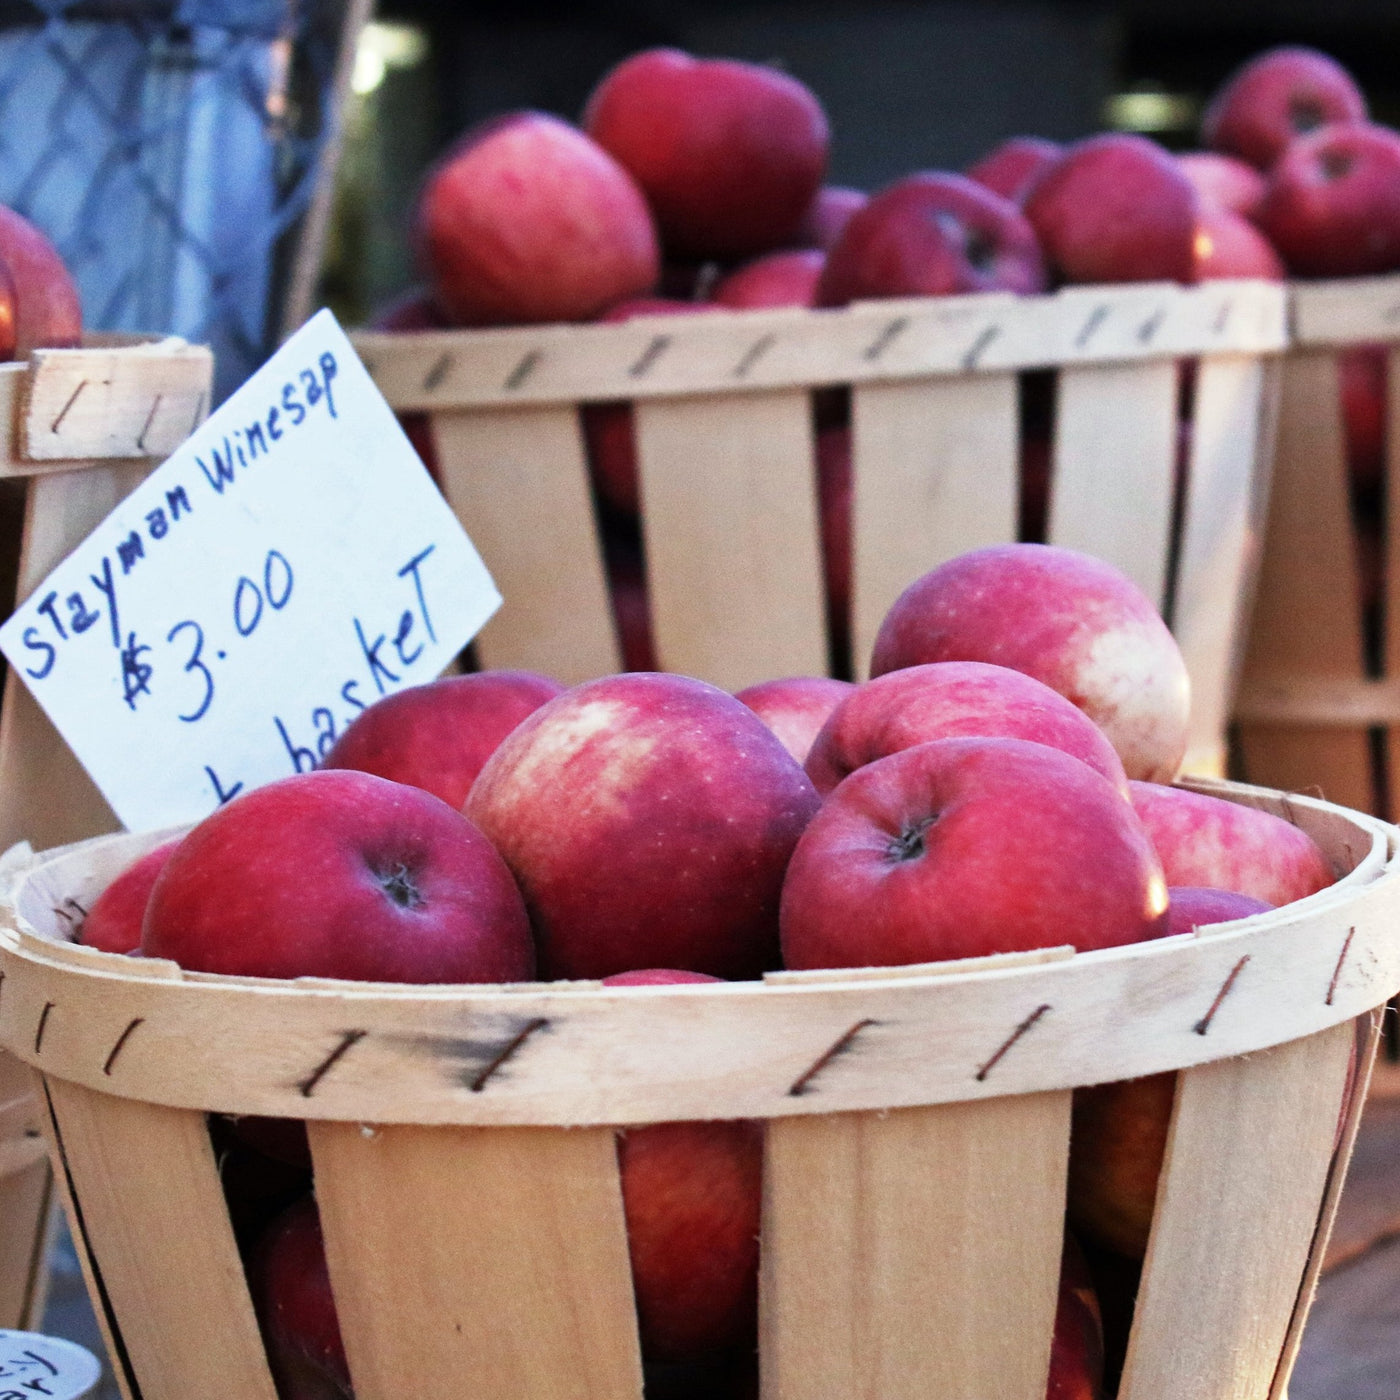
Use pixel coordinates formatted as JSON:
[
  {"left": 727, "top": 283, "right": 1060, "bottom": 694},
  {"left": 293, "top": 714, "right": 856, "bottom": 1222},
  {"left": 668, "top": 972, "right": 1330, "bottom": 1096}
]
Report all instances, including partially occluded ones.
[
  {"left": 1191, "top": 206, "right": 1285, "bottom": 280},
  {"left": 712, "top": 249, "right": 824, "bottom": 308},
  {"left": 870, "top": 544, "right": 1191, "bottom": 783},
  {"left": 607, "top": 543, "right": 657, "bottom": 672},
  {"left": 804, "top": 661, "right": 1130, "bottom": 797},
  {"left": 966, "top": 136, "right": 1062, "bottom": 205},
  {"left": 734, "top": 675, "right": 854, "bottom": 764},
  {"left": 796, "top": 185, "right": 867, "bottom": 249},
  {"left": 0, "top": 257, "right": 15, "bottom": 362},
  {"left": 417, "top": 112, "right": 659, "bottom": 326},
  {"left": 1024, "top": 135, "right": 1198, "bottom": 285},
  {"left": 0, "top": 206, "right": 80, "bottom": 354},
  {"left": 1049, "top": 1236, "right": 1106, "bottom": 1400},
  {"left": 1177, "top": 152, "right": 1267, "bottom": 218},
  {"left": 467, "top": 673, "right": 820, "bottom": 979},
  {"left": 142, "top": 770, "right": 534, "bottom": 983},
  {"left": 1128, "top": 780, "right": 1335, "bottom": 905},
  {"left": 321, "top": 671, "right": 564, "bottom": 810},
  {"left": 1341, "top": 345, "right": 1386, "bottom": 492},
  {"left": 584, "top": 49, "right": 828, "bottom": 260},
  {"left": 79, "top": 838, "right": 181, "bottom": 954},
  {"left": 1257, "top": 122, "right": 1400, "bottom": 277},
  {"left": 818, "top": 173, "right": 1046, "bottom": 305},
  {"left": 780, "top": 737, "right": 1169, "bottom": 970},
  {"left": 1203, "top": 47, "right": 1366, "bottom": 171}
]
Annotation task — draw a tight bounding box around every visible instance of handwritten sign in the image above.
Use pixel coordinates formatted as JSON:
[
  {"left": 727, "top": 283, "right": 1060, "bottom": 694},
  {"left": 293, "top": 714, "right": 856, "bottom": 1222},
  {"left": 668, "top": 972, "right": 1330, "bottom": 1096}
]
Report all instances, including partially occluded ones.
[
  {"left": 0, "top": 310, "right": 501, "bottom": 831},
  {"left": 0, "top": 1330, "right": 100, "bottom": 1399}
]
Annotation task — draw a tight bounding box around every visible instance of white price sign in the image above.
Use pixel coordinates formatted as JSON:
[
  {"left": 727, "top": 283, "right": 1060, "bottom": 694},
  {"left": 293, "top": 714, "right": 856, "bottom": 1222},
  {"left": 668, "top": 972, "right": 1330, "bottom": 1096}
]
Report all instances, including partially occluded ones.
[
  {"left": 0, "top": 310, "right": 501, "bottom": 831},
  {"left": 0, "top": 1330, "right": 100, "bottom": 1399}
]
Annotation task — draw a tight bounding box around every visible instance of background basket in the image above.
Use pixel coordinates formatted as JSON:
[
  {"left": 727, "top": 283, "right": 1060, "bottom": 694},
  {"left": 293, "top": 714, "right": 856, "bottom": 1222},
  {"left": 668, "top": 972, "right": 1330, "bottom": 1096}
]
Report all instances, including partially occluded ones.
[
  {"left": 0, "top": 778, "right": 1394, "bottom": 1400},
  {"left": 354, "top": 278, "right": 1285, "bottom": 778}
]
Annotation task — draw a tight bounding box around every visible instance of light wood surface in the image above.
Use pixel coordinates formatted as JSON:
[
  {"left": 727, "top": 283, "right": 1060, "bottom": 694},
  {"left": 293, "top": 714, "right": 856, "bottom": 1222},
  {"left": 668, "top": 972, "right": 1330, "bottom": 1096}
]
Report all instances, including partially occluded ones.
[
  {"left": 1290, "top": 273, "right": 1400, "bottom": 346},
  {"left": 309, "top": 1121, "right": 642, "bottom": 1400},
  {"left": 634, "top": 390, "right": 826, "bottom": 690},
  {"left": 849, "top": 374, "right": 1018, "bottom": 679},
  {"left": 761, "top": 1093, "right": 1068, "bottom": 1400}
]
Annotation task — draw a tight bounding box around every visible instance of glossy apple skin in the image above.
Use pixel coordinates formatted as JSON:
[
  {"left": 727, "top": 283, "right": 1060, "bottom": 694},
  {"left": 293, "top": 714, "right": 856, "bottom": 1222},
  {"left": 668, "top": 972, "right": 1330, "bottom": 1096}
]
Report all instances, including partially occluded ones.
[
  {"left": 417, "top": 112, "right": 659, "bottom": 327},
  {"left": 142, "top": 769, "right": 534, "bottom": 984},
  {"left": 1068, "top": 888, "right": 1272, "bottom": 1259},
  {"left": 1129, "top": 781, "right": 1335, "bottom": 905},
  {"left": 1049, "top": 1235, "right": 1106, "bottom": 1400},
  {"left": 805, "top": 661, "right": 1130, "bottom": 798},
  {"left": 1191, "top": 206, "right": 1285, "bottom": 280},
  {"left": 735, "top": 676, "right": 854, "bottom": 765},
  {"left": 79, "top": 838, "right": 181, "bottom": 954},
  {"left": 796, "top": 186, "right": 867, "bottom": 250},
  {"left": 321, "top": 671, "right": 563, "bottom": 811},
  {"left": 0, "top": 206, "right": 80, "bottom": 354},
  {"left": 1202, "top": 46, "right": 1366, "bottom": 171},
  {"left": 1177, "top": 152, "right": 1267, "bottom": 218},
  {"left": 605, "top": 970, "right": 762, "bottom": 1361},
  {"left": 966, "top": 136, "right": 1062, "bottom": 206},
  {"left": 1024, "top": 134, "right": 1198, "bottom": 286},
  {"left": 1258, "top": 123, "right": 1400, "bottom": 277},
  {"left": 584, "top": 49, "right": 828, "bottom": 260},
  {"left": 780, "top": 737, "right": 1169, "bottom": 971},
  {"left": 712, "top": 249, "right": 824, "bottom": 309},
  {"left": 251, "top": 1197, "right": 350, "bottom": 1400},
  {"left": 870, "top": 544, "right": 1190, "bottom": 784},
  {"left": 818, "top": 173, "right": 1046, "bottom": 306},
  {"left": 467, "top": 673, "right": 821, "bottom": 979}
]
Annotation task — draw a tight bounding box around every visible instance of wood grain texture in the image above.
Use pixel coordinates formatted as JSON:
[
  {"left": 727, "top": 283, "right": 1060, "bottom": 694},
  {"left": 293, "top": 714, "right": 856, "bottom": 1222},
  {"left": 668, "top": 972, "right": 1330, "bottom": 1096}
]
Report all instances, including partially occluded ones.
[
  {"left": 634, "top": 390, "right": 826, "bottom": 689},
  {"left": 309, "top": 1120, "right": 642, "bottom": 1400},
  {"left": 352, "top": 281, "right": 1285, "bottom": 410},
  {"left": 1238, "top": 350, "right": 1374, "bottom": 812},
  {"left": 1047, "top": 359, "right": 1180, "bottom": 610},
  {"left": 431, "top": 405, "right": 619, "bottom": 683},
  {"left": 761, "top": 1093, "right": 1069, "bottom": 1400},
  {"left": 42, "top": 1077, "right": 278, "bottom": 1400},
  {"left": 1120, "top": 1021, "right": 1356, "bottom": 1400},
  {"left": 850, "top": 374, "right": 1018, "bottom": 679}
]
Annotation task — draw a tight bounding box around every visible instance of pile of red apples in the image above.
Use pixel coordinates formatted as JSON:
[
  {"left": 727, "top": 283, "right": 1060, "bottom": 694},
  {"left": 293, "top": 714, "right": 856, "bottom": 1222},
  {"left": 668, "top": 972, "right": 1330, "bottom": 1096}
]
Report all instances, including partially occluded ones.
[{"left": 80, "top": 544, "right": 1338, "bottom": 1400}]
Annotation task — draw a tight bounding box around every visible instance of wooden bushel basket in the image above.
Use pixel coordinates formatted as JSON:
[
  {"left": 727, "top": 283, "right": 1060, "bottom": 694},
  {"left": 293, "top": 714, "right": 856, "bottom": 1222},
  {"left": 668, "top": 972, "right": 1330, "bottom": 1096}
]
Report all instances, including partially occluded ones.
[
  {"left": 353, "top": 279, "right": 1285, "bottom": 778},
  {"left": 0, "top": 779, "right": 1396, "bottom": 1400},
  {"left": 1236, "top": 275, "right": 1400, "bottom": 816}
]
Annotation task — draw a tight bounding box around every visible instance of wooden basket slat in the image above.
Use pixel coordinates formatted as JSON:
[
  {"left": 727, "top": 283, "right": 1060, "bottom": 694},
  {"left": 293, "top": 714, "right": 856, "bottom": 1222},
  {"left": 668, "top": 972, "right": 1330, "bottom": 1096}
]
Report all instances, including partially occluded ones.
[
  {"left": 308, "top": 1120, "right": 642, "bottom": 1400},
  {"left": 849, "top": 374, "right": 1018, "bottom": 680},
  {"left": 0, "top": 1152, "right": 52, "bottom": 1330},
  {"left": 760, "top": 1092, "right": 1069, "bottom": 1400},
  {"left": 1290, "top": 273, "right": 1400, "bottom": 346},
  {"left": 1173, "top": 353, "right": 1273, "bottom": 778},
  {"left": 1047, "top": 360, "right": 1180, "bottom": 612},
  {"left": 1238, "top": 349, "right": 1374, "bottom": 809},
  {"left": 431, "top": 406, "right": 619, "bottom": 683},
  {"left": 1119, "top": 1019, "right": 1355, "bottom": 1400},
  {"left": 42, "top": 1077, "right": 278, "bottom": 1400},
  {"left": 1383, "top": 347, "right": 1400, "bottom": 808},
  {"left": 634, "top": 390, "right": 826, "bottom": 690}
]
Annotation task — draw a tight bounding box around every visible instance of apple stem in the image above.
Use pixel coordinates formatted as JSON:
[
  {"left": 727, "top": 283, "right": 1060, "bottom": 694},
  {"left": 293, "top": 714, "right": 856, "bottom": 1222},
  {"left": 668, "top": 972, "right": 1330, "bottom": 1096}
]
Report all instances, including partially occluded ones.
[
  {"left": 886, "top": 814, "right": 937, "bottom": 862},
  {"left": 376, "top": 862, "right": 423, "bottom": 909}
]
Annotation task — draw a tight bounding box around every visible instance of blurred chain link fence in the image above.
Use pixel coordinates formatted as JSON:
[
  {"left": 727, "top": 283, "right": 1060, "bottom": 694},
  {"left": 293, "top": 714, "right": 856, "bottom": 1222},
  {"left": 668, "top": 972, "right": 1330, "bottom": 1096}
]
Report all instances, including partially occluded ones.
[{"left": 0, "top": 0, "right": 367, "bottom": 401}]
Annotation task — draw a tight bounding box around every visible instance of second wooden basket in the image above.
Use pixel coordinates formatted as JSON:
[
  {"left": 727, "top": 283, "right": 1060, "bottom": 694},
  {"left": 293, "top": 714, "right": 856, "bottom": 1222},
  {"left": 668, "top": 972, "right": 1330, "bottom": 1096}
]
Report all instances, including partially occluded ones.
[{"left": 0, "top": 777, "right": 1395, "bottom": 1400}]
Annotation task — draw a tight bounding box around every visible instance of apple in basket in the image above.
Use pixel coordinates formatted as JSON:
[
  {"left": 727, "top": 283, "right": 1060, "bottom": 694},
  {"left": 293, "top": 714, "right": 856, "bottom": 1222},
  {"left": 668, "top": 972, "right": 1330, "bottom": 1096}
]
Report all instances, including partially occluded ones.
[
  {"left": 79, "top": 837, "right": 181, "bottom": 954},
  {"left": 712, "top": 248, "right": 825, "bottom": 309},
  {"left": 734, "top": 675, "right": 854, "bottom": 765},
  {"left": 0, "top": 205, "right": 82, "bottom": 355},
  {"left": 870, "top": 544, "right": 1191, "bottom": 783},
  {"left": 966, "top": 136, "right": 1063, "bottom": 206},
  {"left": 796, "top": 185, "right": 867, "bottom": 249}
]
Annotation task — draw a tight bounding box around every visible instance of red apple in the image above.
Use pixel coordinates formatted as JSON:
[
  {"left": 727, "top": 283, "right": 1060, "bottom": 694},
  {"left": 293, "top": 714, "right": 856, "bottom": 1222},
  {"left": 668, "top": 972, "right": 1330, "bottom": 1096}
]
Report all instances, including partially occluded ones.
[
  {"left": 321, "top": 671, "right": 563, "bottom": 811},
  {"left": 1177, "top": 152, "right": 1267, "bottom": 219},
  {"left": 1257, "top": 122, "right": 1400, "bottom": 277},
  {"left": 1341, "top": 345, "right": 1386, "bottom": 492},
  {"left": 467, "top": 673, "right": 820, "bottom": 979},
  {"left": 1191, "top": 206, "right": 1285, "bottom": 281},
  {"left": 1023, "top": 135, "right": 1199, "bottom": 285},
  {"left": 1202, "top": 47, "right": 1366, "bottom": 171},
  {"left": 142, "top": 769, "right": 534, "bottom": 983},
  {"left": 0, "top": 206, "right": 80, "bottom": 354},
  {"left": 79, "top": 838, "right": 181, "bottom": 954},
  {"left": 870, "top": 545, "right": 1191, "bottom": 784},
  {"left": 1128, "top": 780, "right": 1335, "bottom": 905},
  {"left": 1068, "top": 887, "right": 1273, "bottom": 1259},
  {"left": 417, "top": 112, "right": 659, "bottom": 327},
  {"left": 605, "top": 970, "right": 762, "bottom": 1361},
  {"left": 816, "top": 422, "right": 852, "bottom": 654},
  {"left": 0, "top": 258, "right": 15, "bottom": 362},
  {"left": 966, "top": 137, "right": 1063, "bottom": 206},
  {"left": 1049, "top": 1236, "right": 1106, "bottom": 1400},
  {"left": 804, "top": 661, "right": 1130, "bottom": 797},
  {"left": 584, "top": 49, "right": 829, "bottom": 260},
  {"left": 712, "top": 249, "right": 824, "bottom": 308},
  {"left": 735, "top": 676, "right": 854, "bottom": 765},
  {"left": 818, "top": 173, "right": 1047, "bottom": 306},
  {"left": 796, "top": 186, "right": 867, "bottom": 249},
  {"left": 779, "top": 737, "right": 1169, "bottom": 970}
]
